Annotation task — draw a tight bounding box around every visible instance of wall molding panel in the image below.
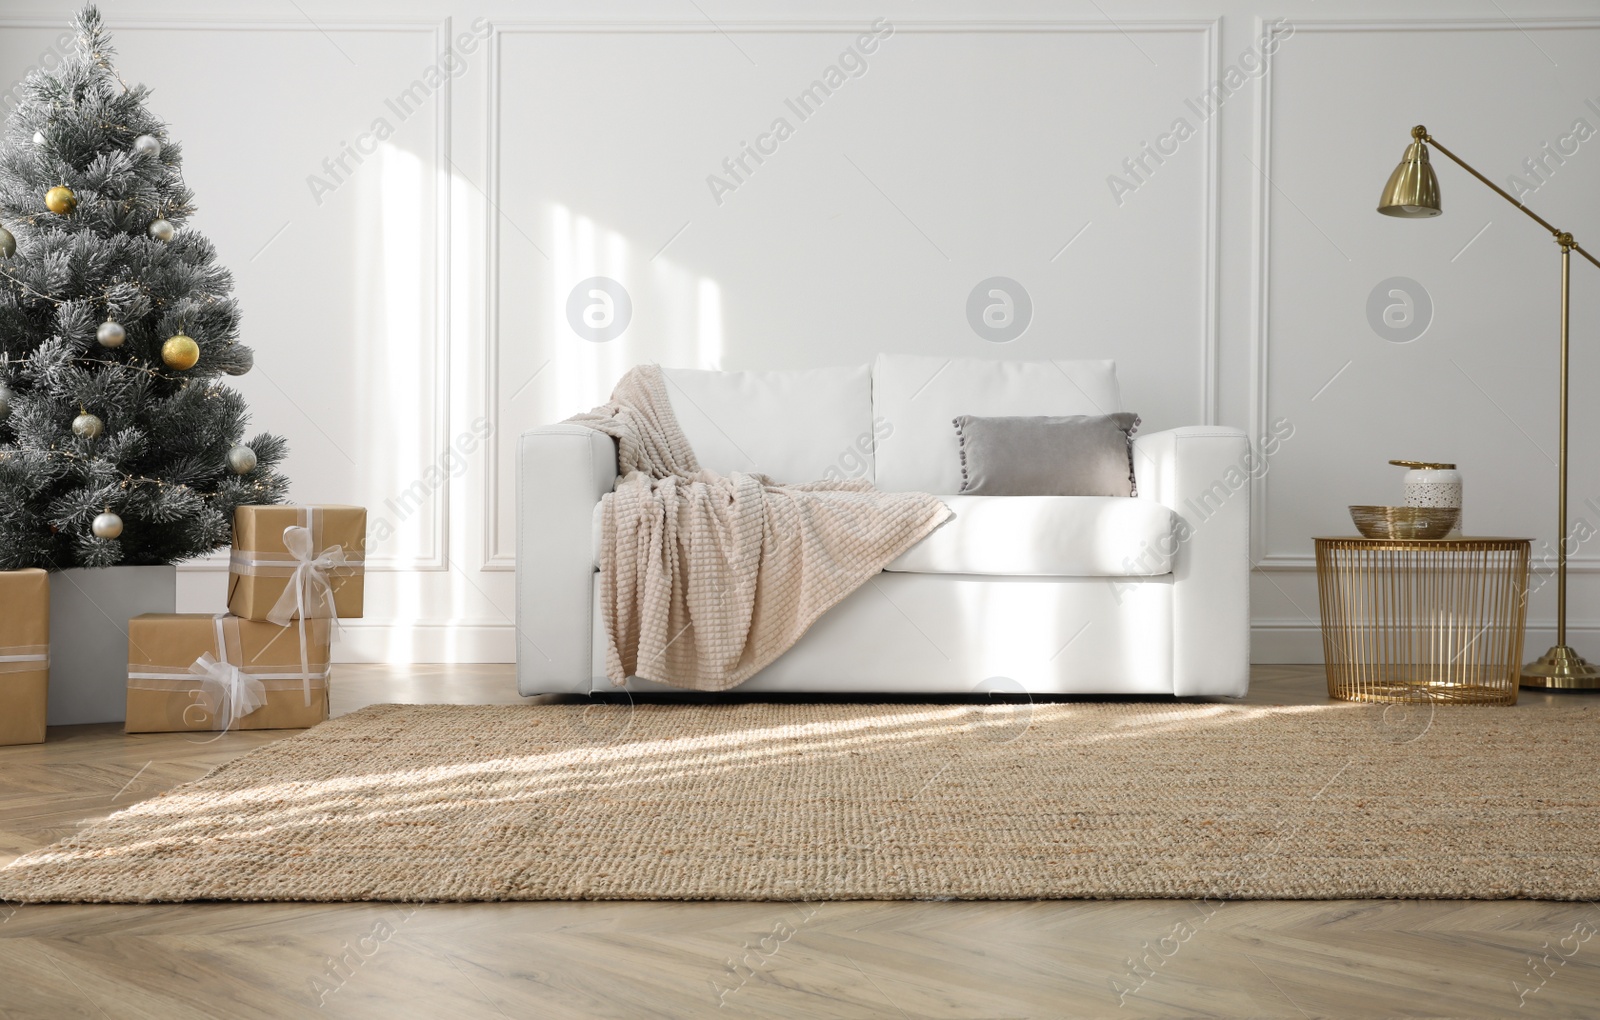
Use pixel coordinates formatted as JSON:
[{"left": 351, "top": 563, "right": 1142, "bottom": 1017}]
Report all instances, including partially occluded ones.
[
  {"left": 0, "top": 15, "right": 459, "bottom": 573},
  {"left": 482, "top": 17, "right": 1221, "bottom": 568},
  {"left": 1250, "top": 15, "right": 1600, "bottom": 572}
]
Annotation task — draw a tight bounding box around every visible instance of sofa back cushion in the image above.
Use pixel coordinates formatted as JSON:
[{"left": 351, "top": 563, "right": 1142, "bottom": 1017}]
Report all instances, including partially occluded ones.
[
  {"left": 872, "top": 354, "right": 1122, "bottom": 494},
  {"left": 660, "top": 365, "right": 876, "bottom": 484}
]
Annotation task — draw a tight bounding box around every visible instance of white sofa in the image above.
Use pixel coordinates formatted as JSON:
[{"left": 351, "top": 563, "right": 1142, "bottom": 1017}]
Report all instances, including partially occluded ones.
[{"left": 516, "top": 354, "right": 1250, "bottom": 697}]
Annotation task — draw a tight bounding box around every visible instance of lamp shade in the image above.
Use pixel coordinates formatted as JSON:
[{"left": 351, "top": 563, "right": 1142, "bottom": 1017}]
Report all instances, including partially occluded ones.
[{"left": 1378, "top": 140, "right": 1441, "bottom": 217}]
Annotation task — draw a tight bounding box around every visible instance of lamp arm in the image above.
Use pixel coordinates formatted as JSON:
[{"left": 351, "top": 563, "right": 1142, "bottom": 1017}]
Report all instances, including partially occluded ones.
[{"left": 1424, "top": 130, "right": 1600, "bottom": 271}]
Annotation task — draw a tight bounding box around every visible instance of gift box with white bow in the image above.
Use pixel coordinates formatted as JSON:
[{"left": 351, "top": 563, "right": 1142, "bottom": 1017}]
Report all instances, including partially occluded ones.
[
  {"left": 227, "top": 505, "right": 366, "bottom": 623},
  {"left": 124, "top": 613, "right": 331, "bottom": 734},
  {"left": 0, "top": 568, "right": 50, "bottom": 746}
]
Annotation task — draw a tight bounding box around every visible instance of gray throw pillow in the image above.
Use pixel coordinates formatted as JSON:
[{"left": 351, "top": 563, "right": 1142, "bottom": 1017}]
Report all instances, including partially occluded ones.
[{"left": 953, "top": 413, "right": 1141, "bottom": 497}]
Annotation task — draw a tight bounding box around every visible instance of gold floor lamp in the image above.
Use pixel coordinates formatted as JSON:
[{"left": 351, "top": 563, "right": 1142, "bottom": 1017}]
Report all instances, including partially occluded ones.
[{"left": 1378, "top": 124, "right": 1600, "bottom": 689}]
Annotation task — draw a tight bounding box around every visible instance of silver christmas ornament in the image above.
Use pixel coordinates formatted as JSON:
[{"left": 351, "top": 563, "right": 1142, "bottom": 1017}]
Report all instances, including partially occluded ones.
[
  {"left": 227, "top": 444, "right": 257, "bottom": 474},
  {"left": 133, "top": 134, "right": 161, "bottom": 156},
  {"left": 31, "top": 131, "right": 43, "bottom": 146},
  {"left": 92, "top": 511, "right": 123, "bottom": 539},
  {"left": 224, "top": 346, "right": 253, "bottom": 376},
  {"left": 72, "top": 412, "right": 104, "bottom": 439},
  {"left": 96, "top": 320, "right": 126, "bottom": 348},
  {"left": 148, "top": 218, "right": 175, "bottom": 242},
  {"left": 0, "top": 225, "right": 14, "bottom": 258}
]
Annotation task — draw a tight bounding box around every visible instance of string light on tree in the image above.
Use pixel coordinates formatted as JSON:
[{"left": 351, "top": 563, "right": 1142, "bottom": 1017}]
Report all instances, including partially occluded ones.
[
  {"left": 31, "top": 131, "right": 44, "bottom": 146},
  {"left": 148, "top": 217, "right": 174, "bottom": 241},
  {"left": 133, "top": 133, "right": 160, "bottom": 156},
  {"left": 227, "top": 444, "right": 257, "bottom": 474},
  {"left": 44, "top": 186, "right": 77, "bottom": 214},
  {"left": 92, "top": 511, "right": 123, "bottom": 539},
  {"left": 96, "top": 320, "right": 125, "bottom": 347},
  {"left": 72, "top": 412, "right": 104, "bottom": 439},
  {"left": 161, "top": 334, "right": 199, "bottom": 370}
]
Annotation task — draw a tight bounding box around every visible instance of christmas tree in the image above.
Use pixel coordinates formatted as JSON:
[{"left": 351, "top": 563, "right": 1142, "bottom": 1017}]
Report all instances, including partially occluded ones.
[{"left": 0, "top": 5, "right": 288, "bottom": 570}]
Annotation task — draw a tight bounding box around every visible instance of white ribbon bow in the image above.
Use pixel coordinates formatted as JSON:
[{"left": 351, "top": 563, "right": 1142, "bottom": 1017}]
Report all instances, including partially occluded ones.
[
  {"left": 188, "top": 652, "right": 267, "bottom": 729},
  {"left": 267, "top": 525, "right": 348, "bottom": 627},
  {"left": 267, "top": 524, "right": 345, "bottom": 707}
]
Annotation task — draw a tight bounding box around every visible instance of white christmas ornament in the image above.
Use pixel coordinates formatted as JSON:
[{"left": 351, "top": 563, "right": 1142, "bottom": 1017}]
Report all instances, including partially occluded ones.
[
  {"left": 72, "top": 412, "right": 104, "bottom": 439},
  {"left": 32, "top": 131, "right": 43, "bottom": 146},
  {"left": 227, "top": 444, "right": 257, "bottom": 474},
  {"left": 97, "top": 320, "right": 126, "bottom": 348},
  {"left": 133, "top": 134, "right": 161, "bottom": 156},
  {"left": 92, "top": 511, "right": 124, "bottom": 539},
  {"left": 148, "top": 218, "right": 175, "bottom": 242}
]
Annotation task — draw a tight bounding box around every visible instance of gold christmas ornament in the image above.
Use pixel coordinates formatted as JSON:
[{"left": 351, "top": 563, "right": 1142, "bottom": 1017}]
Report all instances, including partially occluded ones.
[
  {"left": 92, "top": 511, "right": 124, "bottom": 539},
  {"left": 0, "top": 224, "right": 14, "bottom": 257},
  {"left": 96, "top": 320, "right": 126, "bottom": 347},
  {"left": 44, "top": 185, "right": 77, "bottom": 214},
  {"left": 162, "top": 334, "right": 200, "bottom": 370},
  {"left": 72, "top": 412, "right": 104, "bottom": 439},
  {"left": 148, "top": 217, "right": 175, "bottom": 242}
]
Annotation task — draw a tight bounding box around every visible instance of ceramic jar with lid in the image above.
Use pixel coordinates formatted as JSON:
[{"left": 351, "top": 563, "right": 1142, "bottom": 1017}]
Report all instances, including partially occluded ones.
[{"left": 1391, "top": 459, "right": 1462, "bottom": 531}]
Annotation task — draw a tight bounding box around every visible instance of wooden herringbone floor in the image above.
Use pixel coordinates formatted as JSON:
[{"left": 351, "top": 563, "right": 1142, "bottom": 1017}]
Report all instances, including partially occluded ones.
[{"left": 2, "top": 664, "right": 1598, "bottom": 1019}]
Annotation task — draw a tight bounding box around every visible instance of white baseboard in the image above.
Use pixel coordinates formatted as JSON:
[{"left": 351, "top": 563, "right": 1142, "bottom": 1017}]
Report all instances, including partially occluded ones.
[
  {"left": 328, "top": 621, "right": 1600, "bottom": 666},
  {"left": 332, "top": 621, "right": 516, "bottom": 663},
  {"left": 1249, "top": 624, "right": 1324, "bottom": 664},
  {"left": 1248, "top": 622, "right": 1600, "bottom": 665}
]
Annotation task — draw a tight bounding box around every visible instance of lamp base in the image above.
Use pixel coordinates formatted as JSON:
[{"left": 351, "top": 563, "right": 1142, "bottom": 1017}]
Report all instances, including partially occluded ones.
[{"left": 1520, "top": 645, "right": 1600, "bottom": 689}]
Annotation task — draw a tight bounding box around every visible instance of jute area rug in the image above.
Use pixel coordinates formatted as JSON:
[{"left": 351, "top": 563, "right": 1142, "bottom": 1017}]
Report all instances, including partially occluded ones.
[{"left": 3, "top": 700, "right": 1597, "bottom": 903}]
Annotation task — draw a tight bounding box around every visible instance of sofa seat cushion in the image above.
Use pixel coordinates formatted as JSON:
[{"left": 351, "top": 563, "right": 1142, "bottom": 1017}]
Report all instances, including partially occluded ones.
[
  {"left": 884, "top": 495, "right": 1176, "bottom": 577},
  {"left": 594, "top": 495, "right": 1175, "bottom": 576}
]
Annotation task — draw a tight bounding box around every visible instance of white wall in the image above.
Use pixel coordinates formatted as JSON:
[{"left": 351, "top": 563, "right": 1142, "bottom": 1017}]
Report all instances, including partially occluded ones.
[{"left": 4, "top": 0, "right": 1597, "bottom": 663}]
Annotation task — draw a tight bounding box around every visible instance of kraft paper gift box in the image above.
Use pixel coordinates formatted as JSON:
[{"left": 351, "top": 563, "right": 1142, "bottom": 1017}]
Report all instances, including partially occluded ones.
[
  {"left": 0, "top": 568, "right": 49, "bottom": 746},
  {"left": 228, "top": 505, "right": 366, "bottom": 623},
  {"left": 125, "top": 613, "right": 331, "bottom": 734}
]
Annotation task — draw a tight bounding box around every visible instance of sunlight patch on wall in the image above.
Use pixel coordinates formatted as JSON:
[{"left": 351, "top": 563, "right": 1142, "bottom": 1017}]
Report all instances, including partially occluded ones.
[
  {"left": 541, "top": 202, "right": 725, "bottom": 422},
  {"left": 354, "top": 142, "right": 429, "bottom": 656},
  {"left": 696, "top": 277, "right": 724, "bottom": 370}
]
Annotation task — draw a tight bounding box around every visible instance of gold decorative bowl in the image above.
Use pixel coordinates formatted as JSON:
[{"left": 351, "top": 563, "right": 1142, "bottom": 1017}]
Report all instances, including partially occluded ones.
[{"left": 1349, "top": 505, "right": 1461, "bottom": 539}]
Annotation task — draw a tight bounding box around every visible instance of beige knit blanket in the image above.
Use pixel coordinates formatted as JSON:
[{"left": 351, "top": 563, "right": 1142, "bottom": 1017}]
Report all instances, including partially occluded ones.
[{"left": 568, "top": 365, "right": 951, "bottom": 691}]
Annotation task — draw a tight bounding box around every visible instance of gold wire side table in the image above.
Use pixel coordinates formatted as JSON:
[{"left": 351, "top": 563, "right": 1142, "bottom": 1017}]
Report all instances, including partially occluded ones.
[{"left": 1314, "top": 537, "right": 1531, "bottom": 705}]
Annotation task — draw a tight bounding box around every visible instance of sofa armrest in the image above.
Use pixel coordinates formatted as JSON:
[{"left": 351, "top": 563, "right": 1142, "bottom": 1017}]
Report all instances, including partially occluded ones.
[
  {"left": 1132, "top": 427, "right": 1251, "bottom": 697},
  {"left": 516, "top": 424, "right": 617, "bottom": 695}
]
